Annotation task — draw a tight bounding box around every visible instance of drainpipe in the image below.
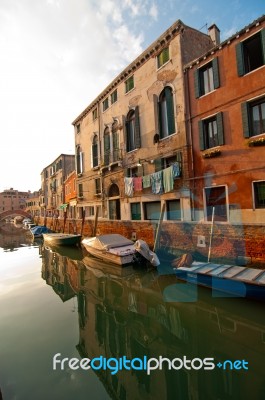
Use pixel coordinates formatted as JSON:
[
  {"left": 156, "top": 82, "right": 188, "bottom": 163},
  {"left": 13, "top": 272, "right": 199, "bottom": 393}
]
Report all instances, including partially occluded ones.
[{"left": 184, "top": 68, "right": 195, "bottom": 221}]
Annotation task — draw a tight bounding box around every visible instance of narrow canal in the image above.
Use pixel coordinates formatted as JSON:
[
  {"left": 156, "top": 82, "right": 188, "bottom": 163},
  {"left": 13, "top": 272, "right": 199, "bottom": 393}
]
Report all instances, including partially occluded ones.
[{"left": 0, "top": 223, "right": 265, "bottom": 400}]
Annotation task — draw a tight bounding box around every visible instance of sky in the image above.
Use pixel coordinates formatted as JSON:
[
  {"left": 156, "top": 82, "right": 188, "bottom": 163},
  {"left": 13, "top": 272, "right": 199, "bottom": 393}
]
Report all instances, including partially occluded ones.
[{"left": 0, "top": 0, "right": 264, "bottom": 193}]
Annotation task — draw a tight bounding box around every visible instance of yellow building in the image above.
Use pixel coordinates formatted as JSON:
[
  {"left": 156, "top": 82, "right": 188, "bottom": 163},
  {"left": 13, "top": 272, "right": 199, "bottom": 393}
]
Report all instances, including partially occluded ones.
[{"left": 72, "top": 19, "right": 216, "bottom": 225}]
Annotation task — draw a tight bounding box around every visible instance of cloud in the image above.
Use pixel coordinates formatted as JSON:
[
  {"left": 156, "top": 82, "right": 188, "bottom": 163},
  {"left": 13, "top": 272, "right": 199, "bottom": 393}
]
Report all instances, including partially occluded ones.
[{"left": 0, "top": 0, "right": 156, "bottom": 191}]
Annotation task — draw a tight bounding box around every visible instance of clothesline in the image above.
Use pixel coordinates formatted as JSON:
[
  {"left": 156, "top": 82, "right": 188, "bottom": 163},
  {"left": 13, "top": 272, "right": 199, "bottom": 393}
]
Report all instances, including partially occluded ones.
[{"left": 124, "top": 162, "right": 181, "bottom": 196}]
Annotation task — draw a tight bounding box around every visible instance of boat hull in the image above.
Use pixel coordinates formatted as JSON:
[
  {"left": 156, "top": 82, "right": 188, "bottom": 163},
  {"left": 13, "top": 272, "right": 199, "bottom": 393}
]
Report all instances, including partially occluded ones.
[
  {"left": 82, "top": 244, "right": 135, "bottom": 266},
  {"left": 174, "top": 263, "right": 265, "bottom": 301},
  {"left": 43, "top": 233, "right": 82, "bottom": 246}
]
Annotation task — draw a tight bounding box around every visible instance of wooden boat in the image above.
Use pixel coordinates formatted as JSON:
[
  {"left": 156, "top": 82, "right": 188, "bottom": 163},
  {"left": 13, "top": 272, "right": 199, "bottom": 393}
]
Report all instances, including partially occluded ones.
[
  {"left": 174, "top": 261, "right": 265, "bottom": 301},
  {"left": 30, "top": 225, "right": 53, "bottom": 238},
  {"left": 43, "top": 233, "right": 82, "bottom": 246},
  {"left": 82, "top": 234, "right": 160, "bottom": 267}
]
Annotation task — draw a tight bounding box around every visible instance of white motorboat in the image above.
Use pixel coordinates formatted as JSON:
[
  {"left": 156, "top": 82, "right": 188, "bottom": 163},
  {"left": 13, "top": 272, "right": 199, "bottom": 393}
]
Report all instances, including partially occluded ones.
[{"left": 82, "top": 234, "right": 160, "bottom": 267}]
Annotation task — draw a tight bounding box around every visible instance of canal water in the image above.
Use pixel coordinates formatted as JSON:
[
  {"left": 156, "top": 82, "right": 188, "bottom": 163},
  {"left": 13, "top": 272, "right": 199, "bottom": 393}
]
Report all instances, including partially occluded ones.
[{"left": 0, "top": 223, "right": 265, "bottom": 400}]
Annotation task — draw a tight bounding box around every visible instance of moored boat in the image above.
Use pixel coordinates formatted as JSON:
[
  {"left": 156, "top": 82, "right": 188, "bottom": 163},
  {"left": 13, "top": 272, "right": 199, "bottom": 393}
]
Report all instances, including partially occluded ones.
[
  {"left": 82, "top": 234, "right": 160, "bottom": 267},
  {"left": 30, "top": 225, "right": 53, "bottom": 238},
  {"left": 174, "top": 261, "right": 265, "bottom": 301},
  {"left": 43, "top": 233, "right": 82, "bottom": 247}
]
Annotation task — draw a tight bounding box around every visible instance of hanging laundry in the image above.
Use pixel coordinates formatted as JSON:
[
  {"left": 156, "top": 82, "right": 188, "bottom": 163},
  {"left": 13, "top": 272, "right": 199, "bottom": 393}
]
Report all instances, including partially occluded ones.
[
  {"left": 173, "top": 162, "right": 181, "bottom": 178},
  {"left": 124, "top": 177, "right": 133, "bottom": 197},
  {"left": 151, "top": 170, "right": 163, "bottom": 194},
  {"left": 163, "top": 165, "right": 174, "bottom": 193},
  {"left": 133, "top": 176, "right": 143, "bottom": 191},
  {"left": 142, "top": 174, "right": 151, "bottom": 188}
]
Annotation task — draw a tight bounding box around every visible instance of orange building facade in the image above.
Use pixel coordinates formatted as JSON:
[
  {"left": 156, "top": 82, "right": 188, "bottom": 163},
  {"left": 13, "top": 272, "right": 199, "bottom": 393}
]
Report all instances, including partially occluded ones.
[{"left": 184, "top": 16, "right": 265, "bottom": 226}]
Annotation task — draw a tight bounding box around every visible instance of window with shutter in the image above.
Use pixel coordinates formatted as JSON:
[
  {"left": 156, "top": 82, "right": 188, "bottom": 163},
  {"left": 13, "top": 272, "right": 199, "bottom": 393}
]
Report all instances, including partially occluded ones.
[
  {"left": 103, "top": 127, "right": 110, "bottom": 165},
  {"left": 241, "top": 97, "right": 265, "bottom": 138},
  {"left": 194, "top": 58, "right": 220, "bottom": 97},
  {"left": 125, "top": 107, "right": 141, "bottom": 152},
  {"left": 92, "top": 135, "right": 99, "bottom": 167},
  {"left": 253, "top": 181, "right": 265, "bottom": 208},
  {"left": 199, "top": 112, "right": 224, "bottom": 150},
  {"left": 236, "top": 29, "right": 265, "bottom": 76},
  {"left": 158, "top": 86, "right": 176, "bottom": 138}
]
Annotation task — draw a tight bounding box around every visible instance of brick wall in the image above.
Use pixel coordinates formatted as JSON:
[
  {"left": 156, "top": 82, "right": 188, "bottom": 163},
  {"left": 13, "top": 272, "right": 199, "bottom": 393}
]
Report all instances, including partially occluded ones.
[{"left": 37, "top": 216, "right": 265, "bottom": 266}]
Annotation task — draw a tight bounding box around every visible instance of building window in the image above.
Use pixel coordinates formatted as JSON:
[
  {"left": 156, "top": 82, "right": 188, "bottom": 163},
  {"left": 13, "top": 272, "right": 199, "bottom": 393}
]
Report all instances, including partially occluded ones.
[
  {"left": 199, "top": 112, "right": 224, "bottom": 150},
  {"left": 76, "top": 146, "right": 83, "bottom": 175},
  {"left": 194, "top": 58, "right": 220, "bottom": 97},
  {"left": 126, "top": 166, "right": 139, "bottom": 177},
  {"left": 95, "top": 178, "right": 101, "bottom": 195},
  {"left": 78, "top": 183, "right": 83, "bottom": 198},
  {"left": 158, "top": 86, "right": 175, "bottom": 138},
  {"left": 236, "top": 30, "right": 265, "bottom": 76},
  {"left": 125, "top": 76, "right": 134, "bottom": 93},
  {"left": 111, "top": 89, "right": 118, "bottom": 104},
  {"left": 131, "top": 202, "right": 141, "bottom": 220},
  {"left": 103, "top": 127, "right": 110, "bottom": 165},
  {"left": 92, "top": 108, "right": 98, "bottom": 121},
  {"left": 241, "top": 97, "right": 265, "bottom": 138},
  {"left": 112, "top": 120, "right": 120, "bottom": 162},
  {"left": 166, "top": 199, "right": 181, "bottom": 220},
  {"left": 102, "top": 98, "right": 109, "bottom": 112},
  {"left": 76, "top": 123, "right": 80, "bottom": 134},
  {"left": 157, "top": 47, "right": 169, "bottom": 69},
  {"left": 125, "top": 106, "right": 141, "bottom": 152},
  {"left": 86, "top": 206, "right": 95, "bottom": 217},
  {"left": 92, "top": 135, "right": 99, "bottom": 168},
  {"left": 143, "top": 201, "right": 161, "bottom": 220},
  {"left": 204, "top": 186, "right": 228, "bottom": 221},
  {"left": 154, "top": 153, "right": 182, "bottom": 172},
  {"left": 253, "top": 181, "right": 265, "bottom": 208}
]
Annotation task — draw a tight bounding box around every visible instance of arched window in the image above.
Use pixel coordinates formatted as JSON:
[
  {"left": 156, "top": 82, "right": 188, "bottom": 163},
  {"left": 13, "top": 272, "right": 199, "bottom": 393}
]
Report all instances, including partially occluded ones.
[
  {"left": 103, "top": 126, "right": 110, "bottom": 165},
  {"left": 125, "top": 106, "right": 141, "bottom": 152},
  {"left": 158, "top": 86, "right": 176, "bottom": 138},
  {"left": 92, "top": 135, "right": 99, "bottom": 168},
  {"left": 112, "top": 120, "right": 120, "bottom": 162}
]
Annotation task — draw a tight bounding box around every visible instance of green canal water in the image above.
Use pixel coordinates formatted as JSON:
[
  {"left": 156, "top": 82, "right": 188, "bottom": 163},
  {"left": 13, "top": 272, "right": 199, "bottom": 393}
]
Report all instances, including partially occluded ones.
[{"left": 0, "top": 224, "right": 265, "bottom": 400}]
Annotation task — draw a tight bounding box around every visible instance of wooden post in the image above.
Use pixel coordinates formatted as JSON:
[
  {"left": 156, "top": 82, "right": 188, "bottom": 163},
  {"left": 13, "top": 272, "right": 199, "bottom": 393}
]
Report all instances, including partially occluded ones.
[
  {"left": 153, "top": 203, "right": 165, "bottom": 252},
  {"left": 208, "top": 206, "right": 215, "bottom": 263},
  {"left": 92, "top": 206, "right": 99, "bottom": 237},
  {"left": 80, "top": 209, "right": 85, "bottom": 236}
]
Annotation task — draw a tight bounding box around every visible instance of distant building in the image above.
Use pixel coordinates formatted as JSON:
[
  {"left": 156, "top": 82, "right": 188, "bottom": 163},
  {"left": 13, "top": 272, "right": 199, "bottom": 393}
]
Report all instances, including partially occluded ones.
[
  {"left": 25, "top": 191, "right": 41, "bottom": 218},
  {"left": 0, "top": 188, "right": 31, "bottom": 213},
  {"left": 40, "top": 154, "right": 75, "bottom": 217},
  {"left": 64, "top": 170, "right": 77, "bottom": 219}
]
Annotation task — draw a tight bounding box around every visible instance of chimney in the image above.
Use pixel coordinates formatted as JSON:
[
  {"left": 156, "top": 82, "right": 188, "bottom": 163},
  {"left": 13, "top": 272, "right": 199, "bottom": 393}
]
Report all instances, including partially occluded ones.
[{"left": 208, "top": 24, "right": 220, "bottom": 46}]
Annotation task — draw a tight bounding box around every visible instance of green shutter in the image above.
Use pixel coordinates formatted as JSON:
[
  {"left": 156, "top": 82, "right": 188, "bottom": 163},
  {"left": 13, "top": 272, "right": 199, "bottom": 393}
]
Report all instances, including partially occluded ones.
[
  {"left": 261, "top": 28, "right": 265, "bottom": 65},
  {"left": 212, "top": 57, "right": 220, "bottom": 89},
  {"left": 194, "top": 69, "right": 200, "bottom": 98},
  {"left": 165, "top": 87, "right": 175, "bottom": 135},
  {"left": 125, "top": 119, "right": 130, "bottom": 151},
  {"left": 216, "top": 112, "right": 224, "bottom": 145},
  {"left": 236, "top": 42, "right": 244, "bottom": 76},
  {"left": 153, "top": 94, "right": 159, "bottom": 135},
  {"left": 241, "top": 102, "right": 250, "bottom": 138},
  {"left": 198, "top": 120, "right": 205, "bottom": 150},
  {"left": 154, "top": 158, "right": 163, "bottom": 172},
  {"left": 134, "top": 106, "right": 141, "bottom": 148}
]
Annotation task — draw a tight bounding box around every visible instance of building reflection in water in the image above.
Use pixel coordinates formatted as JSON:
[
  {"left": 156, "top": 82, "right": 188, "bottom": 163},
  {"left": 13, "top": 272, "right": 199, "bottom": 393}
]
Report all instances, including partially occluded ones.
[
  {"left": 0, "top": 222, "right": 33, "bottom": 251},
  {"left": 40, "top": 244, "right": 265, "bottom": 400}
]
